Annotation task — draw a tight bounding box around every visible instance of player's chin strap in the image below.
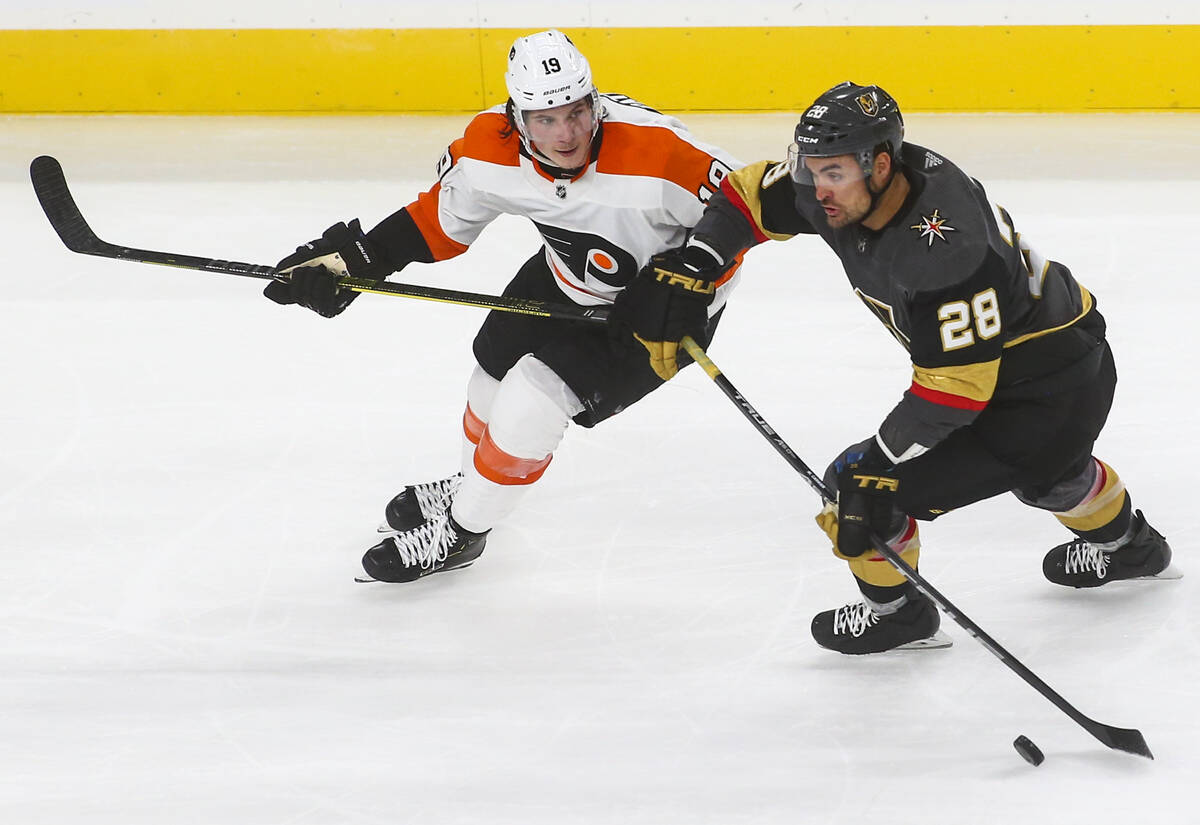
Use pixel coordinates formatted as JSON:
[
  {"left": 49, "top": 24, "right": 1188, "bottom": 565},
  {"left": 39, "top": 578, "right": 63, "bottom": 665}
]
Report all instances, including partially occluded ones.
[
  {"left": 677, "top": 335, "right": 1152, "bottom": 761},
  {"left": 864, "top": 153, "right": 900, "bottom": 216}
]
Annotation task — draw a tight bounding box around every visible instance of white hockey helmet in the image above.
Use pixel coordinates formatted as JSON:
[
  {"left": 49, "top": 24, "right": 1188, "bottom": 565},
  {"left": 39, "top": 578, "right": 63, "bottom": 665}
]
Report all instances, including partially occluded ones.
[{"left": 505, "top": 30, "right": 602, "bottom": 148}]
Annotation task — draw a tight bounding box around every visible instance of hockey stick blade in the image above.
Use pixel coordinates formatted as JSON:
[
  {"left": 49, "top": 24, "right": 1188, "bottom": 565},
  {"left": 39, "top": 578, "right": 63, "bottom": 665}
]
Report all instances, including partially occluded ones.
[
  {"left": 875, "top": 538, "right": 1153, "bottom": 759},
  {"left": 1086, "top": 723, "right": 1153, "bottom": 759},
  {"left": 679, "top": 336, "right": 1153, "bottom": 760},
  {"left": 30, "top": 155, "right": 109, "bottom": 255},
  {"left": 32, "top": 154, "right": 280, "bottom": 279},
  {"left": 29, "top": 155, "right": 608, "bottom": 323}
]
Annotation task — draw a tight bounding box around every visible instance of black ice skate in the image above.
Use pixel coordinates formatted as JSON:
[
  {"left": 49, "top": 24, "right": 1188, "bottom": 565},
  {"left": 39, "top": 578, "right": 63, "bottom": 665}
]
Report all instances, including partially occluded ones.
[
  {"left": 360, "top": 511, "right": 488, "bottom": 583},
  {"left": 811, "top": 594, "right": 952, "bottom": 655},
  {"left": 1043, "top": 510, "right": 1182, "bottom": 588},
  {"left": 379, "top": 473, "right": 463, "bottom": 533}
]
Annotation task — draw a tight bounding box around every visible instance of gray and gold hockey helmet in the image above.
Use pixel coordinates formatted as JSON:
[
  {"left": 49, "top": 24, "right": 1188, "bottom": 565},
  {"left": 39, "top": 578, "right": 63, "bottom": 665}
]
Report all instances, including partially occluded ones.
[{"left": 789, "top": 82, "right": 904, "bottom": 184}]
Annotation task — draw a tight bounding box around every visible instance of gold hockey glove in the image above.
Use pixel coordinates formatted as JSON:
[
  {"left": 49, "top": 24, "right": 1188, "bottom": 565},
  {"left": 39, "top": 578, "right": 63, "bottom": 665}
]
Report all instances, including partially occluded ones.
[
  {"left": 816, "top": 438, "right": 902, "bottom": 559},
  {"left": 609, "top": 245, "right": 720, "bottom": 380}
]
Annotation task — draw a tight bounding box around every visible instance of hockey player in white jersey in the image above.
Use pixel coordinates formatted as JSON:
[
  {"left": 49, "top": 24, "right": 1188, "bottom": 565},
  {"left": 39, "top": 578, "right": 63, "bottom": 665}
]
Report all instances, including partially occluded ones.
[{"left": 264, "top": 29, "right": 743, "bottom": 582}]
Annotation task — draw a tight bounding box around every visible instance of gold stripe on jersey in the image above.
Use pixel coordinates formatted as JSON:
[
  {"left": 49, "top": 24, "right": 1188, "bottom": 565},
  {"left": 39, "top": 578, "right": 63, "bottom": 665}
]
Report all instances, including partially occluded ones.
[
  {"left": 912, "top": 359, "right": 1000, "bottom": 405},
  {"left": 725, "top": 161, "right": 799, "bottom": 243},
  {"left": 1054, "top": 460, "right": 1127, "bottom": 533},
  {"left": 1004, "top": 286, "right": 1094, "bottom": 348}
]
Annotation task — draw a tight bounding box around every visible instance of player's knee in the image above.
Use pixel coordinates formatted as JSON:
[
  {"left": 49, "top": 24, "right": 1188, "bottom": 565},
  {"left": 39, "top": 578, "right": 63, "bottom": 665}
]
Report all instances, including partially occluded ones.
[
  {"left": 464, "top": 363, "right": 501, "bottom": 427},
  {"left": 1016, "top": 457, "right": 1129, "bottom": 534},
  {"left": 484, "top": 355, "right": 583, "bottom": 460},
  {"left": 460, "top": 364, "right": 500, "bottom": 451}
]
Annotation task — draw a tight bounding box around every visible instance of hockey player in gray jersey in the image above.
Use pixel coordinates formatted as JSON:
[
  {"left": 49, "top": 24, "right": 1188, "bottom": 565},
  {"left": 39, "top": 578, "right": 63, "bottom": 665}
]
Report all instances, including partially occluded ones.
[{"left": 610, "top": 81, "right": 1180, "bottom": 655}]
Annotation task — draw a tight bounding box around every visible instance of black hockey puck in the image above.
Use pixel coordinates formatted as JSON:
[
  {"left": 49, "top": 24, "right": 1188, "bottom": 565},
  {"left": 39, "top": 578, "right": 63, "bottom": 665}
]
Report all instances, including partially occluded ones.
[{"left": 1013, "top": 735, "right": 1044, "bottom": 766}]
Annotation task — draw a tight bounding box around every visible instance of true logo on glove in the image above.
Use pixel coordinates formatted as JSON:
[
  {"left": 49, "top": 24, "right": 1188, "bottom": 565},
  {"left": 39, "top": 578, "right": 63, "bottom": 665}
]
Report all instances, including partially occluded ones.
[
  {"left": 849, "top": 473, "right": 899, "bottom": 492},
  {"left": 652, "top": 268, "right": 716, "bottom": 294}
]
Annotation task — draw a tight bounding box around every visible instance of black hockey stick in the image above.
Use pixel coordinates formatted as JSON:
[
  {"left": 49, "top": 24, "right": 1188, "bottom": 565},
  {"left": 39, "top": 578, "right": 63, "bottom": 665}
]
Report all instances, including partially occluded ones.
[
  {"left": 679, "top": 336, "right": 1153, "bottom": 760},
  {"left": 29, "top": 155, "right": 609, "bottom": 324}
]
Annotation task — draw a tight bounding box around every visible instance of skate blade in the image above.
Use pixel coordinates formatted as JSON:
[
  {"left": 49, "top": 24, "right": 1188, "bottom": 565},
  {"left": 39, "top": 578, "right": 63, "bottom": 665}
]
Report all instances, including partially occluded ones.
[
  {"left": 894, "top": 629, "right": 954, "bottom": 651},
  {"left": 1138, "top": 563, "right": 1183, "bottom": 581},
  {"left": 353, "top": 560, "right": 476, "bottom": 584}
]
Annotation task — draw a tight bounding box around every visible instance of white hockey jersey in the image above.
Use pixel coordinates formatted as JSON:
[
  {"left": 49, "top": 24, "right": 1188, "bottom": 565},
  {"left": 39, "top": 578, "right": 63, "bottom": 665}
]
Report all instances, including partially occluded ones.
[{"left": 401, "top": 94, "right": 745, "bottom": 309}]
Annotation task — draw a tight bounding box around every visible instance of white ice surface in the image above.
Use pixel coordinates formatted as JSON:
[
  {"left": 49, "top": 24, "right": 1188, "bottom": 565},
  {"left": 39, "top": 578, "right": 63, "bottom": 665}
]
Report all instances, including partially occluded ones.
[{"left": 1, "top": 112, "right": 1197, "bottom": 824}]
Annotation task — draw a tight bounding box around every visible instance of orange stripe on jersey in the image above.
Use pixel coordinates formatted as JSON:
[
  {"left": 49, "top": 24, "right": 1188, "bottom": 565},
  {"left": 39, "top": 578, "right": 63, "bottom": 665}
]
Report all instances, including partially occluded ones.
[
  {"left": 404, "top": 112, "right": 518, "bottom": 262},
  {"left": 715, "top": 250, "right": 748, "bottom": 287},
  {"left": 528, "top": 153, "right": 590, "bottom": 184},
  {"left": 547, "top": 252, "right": 608, "bottom": 301},
  {"left": 406, "top": 184, "right": 470, "bottom": 261},
  {"left": 595, "top": 121, "right": 717, "bottom": 194},
  {"left": 473, "top": 427, "right": 552, "bottom": 486},
  {"left": 448, "top": 111, "right": 520, "bottom": 168},
  {"left": 462, "top": 403, "right": 486, "bottom": 446}
]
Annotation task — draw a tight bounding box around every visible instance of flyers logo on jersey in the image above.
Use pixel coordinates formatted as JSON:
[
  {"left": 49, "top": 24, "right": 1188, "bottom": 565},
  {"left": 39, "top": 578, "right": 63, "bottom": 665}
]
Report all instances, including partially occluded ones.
[{"left": 855, "top": 93, "right": 879, "bottom": 116}]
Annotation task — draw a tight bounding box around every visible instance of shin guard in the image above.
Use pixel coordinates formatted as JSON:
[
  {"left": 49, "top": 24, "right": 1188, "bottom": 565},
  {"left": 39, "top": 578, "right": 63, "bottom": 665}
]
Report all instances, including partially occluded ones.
[
  {"left": 847, "top": 517, "right": 921, "bottom": 589},
  {"left": 1052, "top": 459, "right": 1132, "bottom": 545},
  {"left": 452, "top": 355, "right": 583, "bottom": 533}
]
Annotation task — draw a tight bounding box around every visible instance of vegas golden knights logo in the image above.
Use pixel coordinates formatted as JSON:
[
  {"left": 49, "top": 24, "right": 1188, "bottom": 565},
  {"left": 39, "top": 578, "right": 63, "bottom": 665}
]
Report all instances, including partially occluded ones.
[{"left": 855, "top": 93, "right": 878, "bottom": 117}]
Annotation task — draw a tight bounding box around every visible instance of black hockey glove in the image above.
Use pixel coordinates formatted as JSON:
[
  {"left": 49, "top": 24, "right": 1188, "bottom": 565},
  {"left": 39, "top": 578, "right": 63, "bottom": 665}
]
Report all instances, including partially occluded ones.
[
  {"left": 816, "top": 438, "right": 900, "bottom": 559},
  {"left": 608, "top": 243, "right": 722, "bottom": 381},
  {"left": 264, "top": 219, "right": 391, "bottom": 318}
]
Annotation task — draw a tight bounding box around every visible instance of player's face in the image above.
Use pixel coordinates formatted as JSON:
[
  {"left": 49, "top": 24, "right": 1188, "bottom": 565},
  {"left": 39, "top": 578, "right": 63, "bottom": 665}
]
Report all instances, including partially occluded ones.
[
  {"left": 524, "top": 100, "right": 595, "bottom": 169},
  {"left": 803, "top": 155, "right": 873, "bottom": 229}
]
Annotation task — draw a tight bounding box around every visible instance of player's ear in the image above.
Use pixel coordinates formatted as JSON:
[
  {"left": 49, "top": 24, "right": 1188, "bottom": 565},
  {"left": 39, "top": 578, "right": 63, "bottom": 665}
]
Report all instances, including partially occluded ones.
[{"left": 872, "top": 149, "right": 892, "bottom": 180}]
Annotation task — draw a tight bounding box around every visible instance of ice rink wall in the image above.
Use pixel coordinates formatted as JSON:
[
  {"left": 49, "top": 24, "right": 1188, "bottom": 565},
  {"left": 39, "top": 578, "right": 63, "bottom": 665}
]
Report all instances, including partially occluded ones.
[{"left": 2, "top": 1, "right": 1197, "bottom": 113}]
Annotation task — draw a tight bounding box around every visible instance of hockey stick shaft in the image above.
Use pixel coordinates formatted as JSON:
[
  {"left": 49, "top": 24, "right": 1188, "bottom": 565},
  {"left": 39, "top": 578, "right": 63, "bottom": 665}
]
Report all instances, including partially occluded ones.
[
  {"left": 680, "top": 336, "right": 1152, "bottom": 759},
  {"left": 29, "top": 155, "right": 609, "bottom": 324}
]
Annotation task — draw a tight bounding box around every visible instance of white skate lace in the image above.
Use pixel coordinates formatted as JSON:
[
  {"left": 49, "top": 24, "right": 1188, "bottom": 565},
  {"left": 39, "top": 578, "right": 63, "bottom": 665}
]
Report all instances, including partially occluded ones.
[
  {"left": 389, "top": 513, "right": 459, "bottom": 570},
  {"left": 832, "top": 602, "right": 880, "bottom": 638},
  {"left": 413, "top": 474, "right": 463, "bottom": 520},
  {"left": 1063, "top": 541, "right": 1110, "bottom": 579}
]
